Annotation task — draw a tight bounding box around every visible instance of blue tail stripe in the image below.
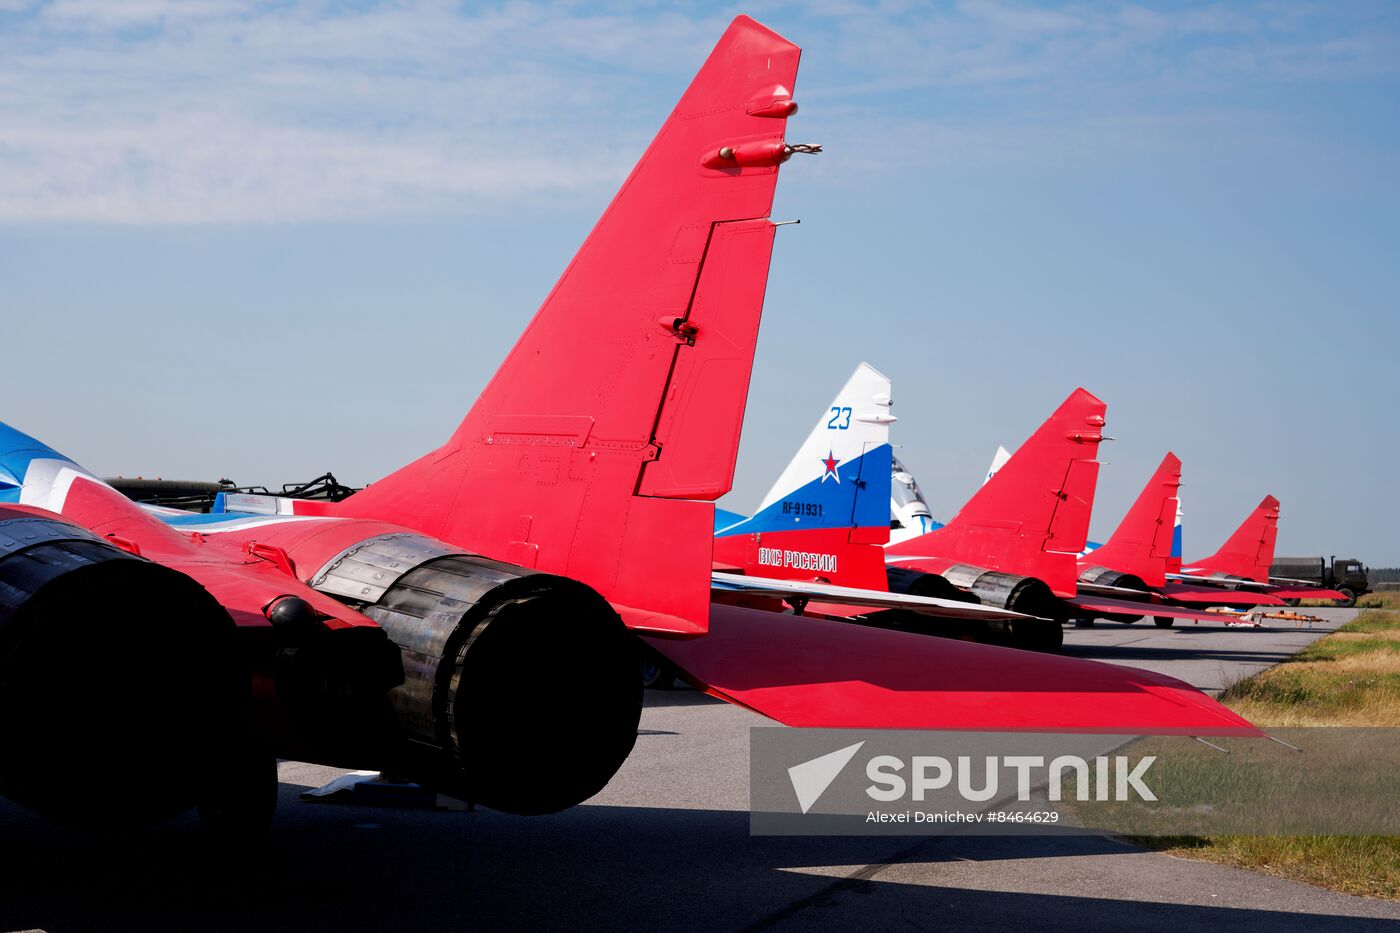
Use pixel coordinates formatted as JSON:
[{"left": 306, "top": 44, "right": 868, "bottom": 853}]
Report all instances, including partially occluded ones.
[
  {"left": 714, "top": 507, "right": 750, "bottom": 534},
  {"left": 717, "top": 443, "right": 893, "bottom": 537}
]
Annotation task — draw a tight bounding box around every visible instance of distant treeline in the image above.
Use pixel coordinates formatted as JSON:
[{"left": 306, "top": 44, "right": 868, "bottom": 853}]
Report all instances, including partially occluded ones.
[{"left": 1370, "top": 567, "right": 1400, "bottom": 584}]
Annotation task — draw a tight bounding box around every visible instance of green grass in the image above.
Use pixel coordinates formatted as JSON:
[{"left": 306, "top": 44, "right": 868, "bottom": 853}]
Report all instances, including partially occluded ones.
[
  {"left": 1222, "top": 667, "right": 1400, "bottom": 719},
  {"left": 1326, "top": 608, "right": 1400, "bottom": 632},
  {"left": 1217, "top": 609, "right": 1400, "bottom": 727},
  {"left": 1299, "top": 592, "right": 1399, "bottom": 609},
  {"left": 1150, "top": 836, "right": 1400, "bottom": 900},
  {"left": 1131, "top": 608, "right": 1400, "bottom": 899},
  {"left": 1358, "top": 592, "right": 1400, "bottom": 610}
]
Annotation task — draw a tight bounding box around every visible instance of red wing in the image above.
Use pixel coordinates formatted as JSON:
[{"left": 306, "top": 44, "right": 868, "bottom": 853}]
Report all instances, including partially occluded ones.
[{"left": 646, "top": 603, "right": 1259, "bottom": 736}]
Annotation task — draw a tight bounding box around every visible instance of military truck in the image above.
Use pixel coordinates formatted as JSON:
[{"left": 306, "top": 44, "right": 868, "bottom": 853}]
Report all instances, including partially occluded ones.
[{"left": 1270, "top": 556, "right": 1369, "bottom": 607}]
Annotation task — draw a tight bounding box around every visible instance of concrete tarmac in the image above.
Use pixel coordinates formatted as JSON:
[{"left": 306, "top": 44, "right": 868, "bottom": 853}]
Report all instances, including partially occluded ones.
[
  {"left": 1061, "top": 606, "right": 1361, "bottom": 694},
  {"left": 2, "top": 607, "right": 1397, "bottom": 932}
]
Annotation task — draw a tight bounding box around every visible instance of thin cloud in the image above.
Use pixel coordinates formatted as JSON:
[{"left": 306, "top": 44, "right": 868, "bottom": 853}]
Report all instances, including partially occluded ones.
[
  {"left": 0, "top": 1, "right": 1395, "bottom": 223},
  {"left": 0, "top": 2, "right": 727, "bottom": 223}
]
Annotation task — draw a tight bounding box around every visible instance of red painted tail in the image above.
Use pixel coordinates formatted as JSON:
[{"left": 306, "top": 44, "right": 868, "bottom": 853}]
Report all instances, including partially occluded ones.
[
  {"left": 886, "top": 388, "right": 1106, "bottom": 596},
  {"left": 1081, "top": 452, "right": 1181, "bottom": 588},
  {"left": 337, "top": 16, "right": 803, "bottom": 633},
  {"left": 1187, "top": 495, "right": 1280, "bottom": 583}
]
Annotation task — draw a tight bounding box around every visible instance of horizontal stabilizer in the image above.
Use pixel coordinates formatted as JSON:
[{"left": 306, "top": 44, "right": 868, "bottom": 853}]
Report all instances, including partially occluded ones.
[
  {"left": 1064, "top": 594, "right": 1238, "bottom": 625},
  {"left": 1161, "top": 583, "right": 1285, "bottom": 607},
  {"left": 1074, "top": 581, "right": 1169, "bottom": 599},
  {"left": 1266, "top": 586, "right": 1349, "bottom": 601},
  {"left": 645, "top": 604, "right": 1260, "bottom": 736},
  {"left": 710, "top": 571, "right": 1024, "bottom": 621}
]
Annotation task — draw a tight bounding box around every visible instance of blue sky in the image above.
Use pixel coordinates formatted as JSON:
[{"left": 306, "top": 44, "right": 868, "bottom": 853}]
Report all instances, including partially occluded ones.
[{"left": 2, "top": 1, "right": 1397, "bottom": 562}]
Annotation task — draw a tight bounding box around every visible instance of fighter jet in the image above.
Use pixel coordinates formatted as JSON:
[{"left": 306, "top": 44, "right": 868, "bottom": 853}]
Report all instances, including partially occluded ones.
[
  {"left": 711, "top": 367, "right": 996, "bottom": 607},
  {"left": 1172, "top": 496, "right": 1347, "bottom": 602},
  {"left": 887, "top": 436, "right": 1312, "bottom": 630},
  {"left": 961, "top": 453, "right": 1343, "bottom": 621},
  {"left": 0, "top": 433, "right": 403, "bottom": 834},
  {"left": 712, "top": 375, "right": 1093, "bottom": 647},
  {"left": 1068, "top": 455, "right": 1295, "bottom": 627},
  {"left": 892, "top": 442, "right": 1112, "bottom": 553},
  {"left": 708, "top": 364, "right": 1027, "bottom": 622},
  {"left": 878, "top": 389, "right": 1111, "bottom": 649},
  {"left": 0, "top": 17, "right": 1259, "bottom": 838},
  {"left": 736, "top": 374, "right": 1255, "bottom": 645}
]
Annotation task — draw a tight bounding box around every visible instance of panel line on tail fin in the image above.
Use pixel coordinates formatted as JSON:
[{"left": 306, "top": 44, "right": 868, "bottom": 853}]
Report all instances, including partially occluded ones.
[
  {"left": 886, "top": 388, "right": 1106, "bottom": 597},
  {"left": 1080, "top": 452, "right": 1181, "bottom": 588},
  {"left": 332, "top": 17, "right": 804, "bottom": 633},
  {"left": 1184, "top": 495, "right": 1280, "bottom": 583}
]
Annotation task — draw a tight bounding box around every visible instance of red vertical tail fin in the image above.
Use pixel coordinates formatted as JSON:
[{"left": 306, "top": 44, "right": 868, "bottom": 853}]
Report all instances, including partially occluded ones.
[
  {"left": 1187, "top": 495, "right": 1280, "bottom": 583},
  {"left": 887, "top": 388, "right": 1106, "bottom": 596},
  {"left": 1081, "top": 452, "right": 1181, "bottom": 588},
  {"left": 338, "top": 16, "right": 803, "bottom": 633}
]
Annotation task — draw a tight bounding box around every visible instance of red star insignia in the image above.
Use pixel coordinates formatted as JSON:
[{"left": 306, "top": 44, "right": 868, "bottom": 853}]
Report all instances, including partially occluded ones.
[{"left": 820, "top": 450, "right": 841, "bottom": 483}]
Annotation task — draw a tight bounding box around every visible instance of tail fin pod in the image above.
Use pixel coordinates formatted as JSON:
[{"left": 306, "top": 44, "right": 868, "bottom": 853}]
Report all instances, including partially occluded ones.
[
  {"left": 722, "top": 362, "right": 894, "bottom": 541},
  {"left": 1188, "top": 495, "right": 1280, "bottom": 583},
  {"left": 1081, "top": 452, "right": 1181, "bottom": 587},
  {"left": 340, "top": 17, "right": 803, "bottom": 632},
  {"left": 890, "top": 388, "right": 1106, "bottom": 596}
]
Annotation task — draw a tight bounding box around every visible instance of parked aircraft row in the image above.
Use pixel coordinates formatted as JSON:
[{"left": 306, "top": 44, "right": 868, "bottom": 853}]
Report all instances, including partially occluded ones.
[
  {"left": 0, "top": 16, "right": 1280, "bottom": 840},
  {"left": 705, "top": 364, "right": 1345, "bottom": 665}
]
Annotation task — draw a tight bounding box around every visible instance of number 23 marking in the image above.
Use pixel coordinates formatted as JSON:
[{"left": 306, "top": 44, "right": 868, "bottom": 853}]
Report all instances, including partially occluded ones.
[{"left": 827, "top": 406, "right": 852, "bottom": 430}]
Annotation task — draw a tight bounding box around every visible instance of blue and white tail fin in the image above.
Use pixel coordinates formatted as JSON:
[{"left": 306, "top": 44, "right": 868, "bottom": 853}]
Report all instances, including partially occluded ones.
[
  {"left": 984, "top": 445, "right": 1011, "bottom": 485},
  {"left": 717, "top": 362, "right": 894, "bottom": 538}
]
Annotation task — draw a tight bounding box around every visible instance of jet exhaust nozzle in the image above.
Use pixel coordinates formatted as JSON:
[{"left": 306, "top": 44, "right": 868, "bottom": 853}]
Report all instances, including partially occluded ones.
[
  {"left": 0, "top": 515, "right": 242, "bottom": 828},
  {"left": 309, "top": 534, "right": 641, "bottom": 814}
]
